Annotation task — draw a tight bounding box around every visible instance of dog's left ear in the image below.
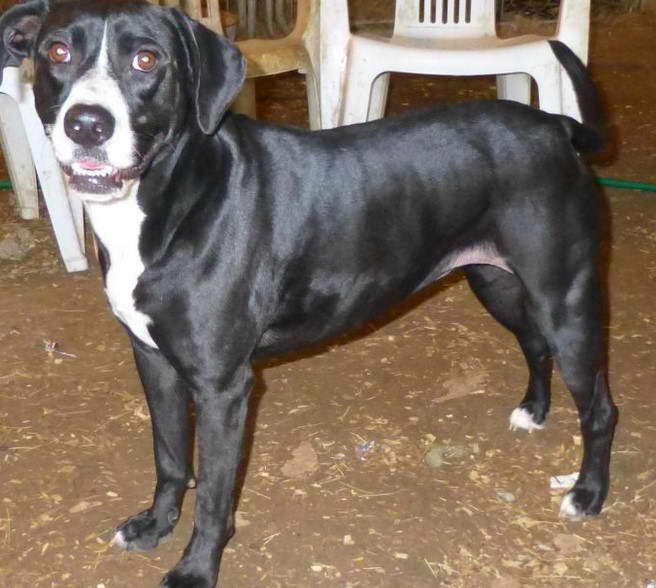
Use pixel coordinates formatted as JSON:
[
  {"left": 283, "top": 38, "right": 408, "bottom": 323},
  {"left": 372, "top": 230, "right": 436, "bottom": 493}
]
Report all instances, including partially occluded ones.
[
  {"left": 0, "top": 0, "right": 51, "bottom": 82},
  {"left": 170, "top": 8, "right": 245, "bottom": 135}
]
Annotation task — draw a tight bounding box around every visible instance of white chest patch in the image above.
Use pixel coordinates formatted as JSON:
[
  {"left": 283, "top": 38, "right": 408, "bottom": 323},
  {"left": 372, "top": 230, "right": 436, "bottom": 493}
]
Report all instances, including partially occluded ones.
[{"left": 84, "top": 182, "right": 158, "bottom": 348}]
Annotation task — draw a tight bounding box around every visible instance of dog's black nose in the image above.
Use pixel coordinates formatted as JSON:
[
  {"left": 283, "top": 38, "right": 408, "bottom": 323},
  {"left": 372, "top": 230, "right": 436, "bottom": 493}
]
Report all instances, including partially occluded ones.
[{"left": 64, "top": 104, "right": 115, "bottom": 147}]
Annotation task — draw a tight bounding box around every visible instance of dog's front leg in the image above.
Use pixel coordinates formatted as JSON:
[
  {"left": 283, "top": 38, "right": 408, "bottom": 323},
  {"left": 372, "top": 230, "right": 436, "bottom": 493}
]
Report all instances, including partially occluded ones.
[
  {"left": 161, "top": 364, "right": 253, "bottom": 588},
  {"left": 113, "top": 340, "right": 193, "bottom": 551}
]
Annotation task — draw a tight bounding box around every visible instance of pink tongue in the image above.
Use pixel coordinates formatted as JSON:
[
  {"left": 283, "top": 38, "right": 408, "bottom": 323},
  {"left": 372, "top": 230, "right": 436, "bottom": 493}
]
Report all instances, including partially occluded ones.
[{"left": 79, "top": 157, "right": 106, "bottom": 170}]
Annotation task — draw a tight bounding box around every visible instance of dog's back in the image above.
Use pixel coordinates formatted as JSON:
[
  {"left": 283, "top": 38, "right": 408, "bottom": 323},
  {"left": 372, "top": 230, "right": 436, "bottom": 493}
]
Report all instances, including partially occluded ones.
[{"left": 208, "top": 97, "right": 595, "bottom": 355}]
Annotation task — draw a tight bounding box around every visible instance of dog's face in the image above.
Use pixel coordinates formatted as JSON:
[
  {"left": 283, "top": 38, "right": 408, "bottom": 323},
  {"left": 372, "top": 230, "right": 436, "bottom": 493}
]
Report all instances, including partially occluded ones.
[{"left": 0, "top": 0, "right": 245, "bottom": 202}]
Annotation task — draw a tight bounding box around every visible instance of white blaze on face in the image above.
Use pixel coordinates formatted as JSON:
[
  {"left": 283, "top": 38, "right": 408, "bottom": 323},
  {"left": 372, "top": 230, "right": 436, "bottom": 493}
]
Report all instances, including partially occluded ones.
[{"left": 51, "top": 21, "right": 137, "bottom": 200}]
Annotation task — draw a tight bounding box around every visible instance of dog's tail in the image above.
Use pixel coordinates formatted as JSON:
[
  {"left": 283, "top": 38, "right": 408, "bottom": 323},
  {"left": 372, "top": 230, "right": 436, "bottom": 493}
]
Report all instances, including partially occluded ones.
[{"left": 549, "top": 40, "right": 607, "bottom": 154}]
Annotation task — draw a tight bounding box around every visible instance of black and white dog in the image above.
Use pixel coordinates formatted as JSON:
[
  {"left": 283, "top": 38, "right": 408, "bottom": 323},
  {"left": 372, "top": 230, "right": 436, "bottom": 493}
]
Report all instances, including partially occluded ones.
[{"left": 0, "top": 1, "right": 618, "bottom": 586}]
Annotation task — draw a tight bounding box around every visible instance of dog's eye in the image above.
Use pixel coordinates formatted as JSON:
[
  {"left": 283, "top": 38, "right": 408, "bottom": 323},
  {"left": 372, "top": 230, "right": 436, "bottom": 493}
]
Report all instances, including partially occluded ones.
[
  {"left": 132, "top": 50, "right": 158, "bottom": 72},
  {"left": 48, "top": 42, "right": 71, "bottom": 64}
]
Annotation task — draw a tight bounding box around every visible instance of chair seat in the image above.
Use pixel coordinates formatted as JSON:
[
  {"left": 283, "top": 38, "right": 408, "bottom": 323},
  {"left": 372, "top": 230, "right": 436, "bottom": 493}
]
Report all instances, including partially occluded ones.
[
  {"left": 349, "top": 33, "right": 553, "bottom": 77},
  {"left": 238, "top": 38, "right": 309, "bottom": 77},
  {"left": 377, "top": 32, "right": 545, "bottom": 51}
]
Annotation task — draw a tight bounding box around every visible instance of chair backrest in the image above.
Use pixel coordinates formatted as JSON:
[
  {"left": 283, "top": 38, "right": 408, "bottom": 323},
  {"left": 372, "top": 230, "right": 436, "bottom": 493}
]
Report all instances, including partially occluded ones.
[
  {"left": 149, "top": 0, "right": 224, "bottom": 35},
  {"left": 393, "top": 0, "right": 497, "bottom": 39}
]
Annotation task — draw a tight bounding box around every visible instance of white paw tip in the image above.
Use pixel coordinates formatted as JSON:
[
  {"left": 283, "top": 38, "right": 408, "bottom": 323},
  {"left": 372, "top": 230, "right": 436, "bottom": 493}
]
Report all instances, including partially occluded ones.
[
  {"left": 111, "top": 529, "right": 128, "bottom": 549},
  {"left": 509, "top": 407, "right": 545, "bottom": 432},
  {"left": 559, "top": 492, "right": 585, "bottom": 521}
]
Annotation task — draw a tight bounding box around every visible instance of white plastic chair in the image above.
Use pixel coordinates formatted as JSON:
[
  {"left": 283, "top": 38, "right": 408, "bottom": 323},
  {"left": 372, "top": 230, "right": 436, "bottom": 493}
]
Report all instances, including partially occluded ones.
[
  {"left": 0, "top": 64, "right": 87, "bottom": 272},
  {"left": 152, "top": 0, "right": 323, "bottom": 129},
  {"left": 235, "top": 0, "right": 321, "bottom": 128},
  {"left": 329, "top": 0, "right": 590, "bottom": 127}
]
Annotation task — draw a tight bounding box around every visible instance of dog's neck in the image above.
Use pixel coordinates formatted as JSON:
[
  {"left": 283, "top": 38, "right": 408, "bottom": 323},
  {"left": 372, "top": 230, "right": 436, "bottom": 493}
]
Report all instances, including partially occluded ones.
[
  {"left": 83, "top": 181, "right": 142, "bottom": 240},
  {"left": 84, "top": 180, "right": 158, "bottom": 348}
]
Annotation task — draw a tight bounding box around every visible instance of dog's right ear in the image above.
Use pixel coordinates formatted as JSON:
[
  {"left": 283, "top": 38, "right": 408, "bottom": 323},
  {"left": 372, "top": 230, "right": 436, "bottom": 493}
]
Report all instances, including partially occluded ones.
[{"left": 0, "top": 0, "right": 51, "bottom": 82}]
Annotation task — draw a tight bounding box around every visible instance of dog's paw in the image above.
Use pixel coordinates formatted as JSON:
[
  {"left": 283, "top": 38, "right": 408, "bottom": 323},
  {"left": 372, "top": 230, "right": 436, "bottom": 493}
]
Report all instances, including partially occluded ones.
[
  {"left": 160, "top": 567, "right": 214, "bottom": 588},
  {"left": 508, "top": 406, "right": 545, "bottom": 433},
  {"left": 559, "top": 486, "right": 603, "bottom": 521},
  {"left": 112, "top": 508, "right": 177, "bottom": 552}
]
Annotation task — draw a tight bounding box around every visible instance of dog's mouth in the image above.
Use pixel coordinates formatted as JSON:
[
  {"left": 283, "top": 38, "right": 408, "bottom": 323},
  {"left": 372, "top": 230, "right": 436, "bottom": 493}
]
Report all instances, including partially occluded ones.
[
  {"left": 61, "top": 156, "right": 142, "bottom": 195},
  {"left": 59, "top": 134, "right": 168, "bottom": 199}
]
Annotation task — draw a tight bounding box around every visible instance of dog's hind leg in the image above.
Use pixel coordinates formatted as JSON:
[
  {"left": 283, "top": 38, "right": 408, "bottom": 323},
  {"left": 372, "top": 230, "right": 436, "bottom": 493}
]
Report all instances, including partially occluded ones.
[
  {"left": 113, "top": 340, "right": 194, "bottom": 552},
  {"left": 516, "top": 259, "right": 617, "bottom": 518},
  {"left": 465, "top": 264, "right": 552, "bottom": 431}
]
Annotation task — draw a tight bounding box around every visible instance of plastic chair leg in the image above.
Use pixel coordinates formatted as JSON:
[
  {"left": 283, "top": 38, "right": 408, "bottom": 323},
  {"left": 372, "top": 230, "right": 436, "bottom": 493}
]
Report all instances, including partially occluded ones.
[
  {"left": 304, "top": 70, "right": 321, "bottom": 130},
  {"left": 341, "top": 62, "right": 379, "bottom": 126},
  {"left": 68, "top": 189, "right": 85, "bottom": 249},
  {"left": 0, "top": 93, "right": 39, "bottom": 219},
  {"left": 18, "top": 94, "right": 88, "bottom": 272},
  {"left": 231, "top": 78, "right": 257, "bottom": 118},
  {"left": 532, "top": 64, "right": 563, "bottom": 115},
  {"left": 316, "top": 0, "right": 350, "bottom": 129},
  {"left": 368, "top": 72, "right": 390, "bottom": 121},
  {"left": 318, "top": 60, "right": 347, "bottom": 129},
  {"left": 496, "top": 73, "right": 531, "bottom": 105}
]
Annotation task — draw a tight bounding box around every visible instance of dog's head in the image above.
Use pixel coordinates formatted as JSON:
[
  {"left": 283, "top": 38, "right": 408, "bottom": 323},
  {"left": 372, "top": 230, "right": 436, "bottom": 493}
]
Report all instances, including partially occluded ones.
[{"left": 0, "top": 0, "right": 245, "bottom": 201}]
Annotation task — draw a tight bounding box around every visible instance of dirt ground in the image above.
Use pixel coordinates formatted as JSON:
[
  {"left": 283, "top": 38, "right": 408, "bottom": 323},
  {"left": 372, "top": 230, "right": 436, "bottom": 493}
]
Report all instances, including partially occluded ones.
[{"left": 1, "top": 11, "right": 655, "bottom": 588}]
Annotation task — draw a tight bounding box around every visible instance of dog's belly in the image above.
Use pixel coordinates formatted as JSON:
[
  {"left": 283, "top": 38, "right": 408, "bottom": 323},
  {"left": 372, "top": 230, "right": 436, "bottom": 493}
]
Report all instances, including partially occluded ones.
[
  {"left": 420, "top": 242, "right": 513, "bottom": 288},
  {"left": 257, "top": 243, "right": 512, "bottom": 356},
  {"left": 84, "top": 183, "right": 158, "bottom": 348}
]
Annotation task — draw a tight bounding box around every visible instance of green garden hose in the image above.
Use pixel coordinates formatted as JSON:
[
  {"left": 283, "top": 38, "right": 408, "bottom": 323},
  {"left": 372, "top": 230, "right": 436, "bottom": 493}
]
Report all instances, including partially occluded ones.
[{"left": 596, "top": 177, "right": 656, "bottom": 192}]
